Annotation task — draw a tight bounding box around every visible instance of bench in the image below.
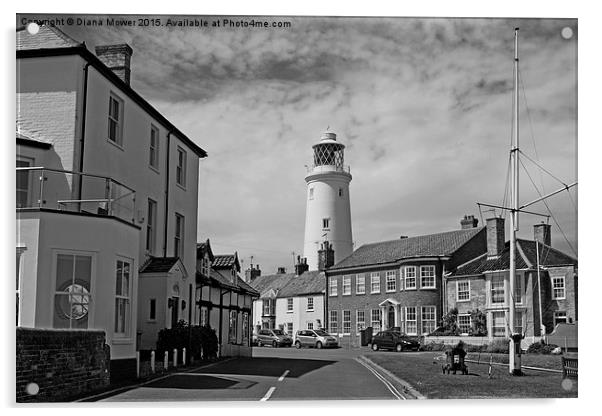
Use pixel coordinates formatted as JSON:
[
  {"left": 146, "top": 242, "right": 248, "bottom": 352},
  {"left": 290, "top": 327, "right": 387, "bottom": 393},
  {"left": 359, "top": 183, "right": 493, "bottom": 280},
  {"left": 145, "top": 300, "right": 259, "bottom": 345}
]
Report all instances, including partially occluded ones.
[{"left": 562, "top": 356, "right": 578, "bottom": 379}]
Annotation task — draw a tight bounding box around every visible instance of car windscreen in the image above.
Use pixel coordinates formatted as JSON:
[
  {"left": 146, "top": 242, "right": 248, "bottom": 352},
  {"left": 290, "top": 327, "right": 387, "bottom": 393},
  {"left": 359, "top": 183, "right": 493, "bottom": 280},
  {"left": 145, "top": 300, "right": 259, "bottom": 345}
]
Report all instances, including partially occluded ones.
[
  {"left": 314, "top": 330, "right": 329, "bottom": 336},
  {"left": 272, "top": 330, "right": 284, "bottom": 335}
]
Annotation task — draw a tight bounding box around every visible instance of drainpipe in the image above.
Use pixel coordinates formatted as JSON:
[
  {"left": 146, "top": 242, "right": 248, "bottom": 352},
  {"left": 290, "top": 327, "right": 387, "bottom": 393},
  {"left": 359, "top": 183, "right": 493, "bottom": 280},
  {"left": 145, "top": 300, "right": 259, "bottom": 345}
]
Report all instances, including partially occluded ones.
[
  {"left": 77, "top": 62, "right": 91, "bottom": 206},
  {"left": 163, "top": 132, "right": 172, "bottom": 257}
]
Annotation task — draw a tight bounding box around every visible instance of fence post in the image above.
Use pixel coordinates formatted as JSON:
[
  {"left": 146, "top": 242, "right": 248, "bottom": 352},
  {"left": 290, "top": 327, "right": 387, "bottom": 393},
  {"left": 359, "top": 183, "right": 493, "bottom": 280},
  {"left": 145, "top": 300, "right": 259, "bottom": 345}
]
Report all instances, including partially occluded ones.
[
  {"left": 151, "top": 351, "right": 155, "bottom": 373},
  {"left": 164, "top": 351, "right": 168, "bottom": 370},
  {"left": 136, "top": 351, "right": 140, "bottom": 378},
  {"left": 173, "top": 349, "right": 178, "bottom": 367},
  {"left": 183, "top": 348, "right": 187, "bottom": 366}
]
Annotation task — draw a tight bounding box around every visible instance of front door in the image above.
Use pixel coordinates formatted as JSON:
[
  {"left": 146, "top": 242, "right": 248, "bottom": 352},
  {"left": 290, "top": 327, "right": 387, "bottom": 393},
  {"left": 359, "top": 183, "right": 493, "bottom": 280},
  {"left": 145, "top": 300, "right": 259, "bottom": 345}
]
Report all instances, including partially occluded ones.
[
  {"left": 388, "top": 306, "right": 395, "bottom": 329},
  {"left": 171, "top": 297, "right": 179, "bottom": 327}
]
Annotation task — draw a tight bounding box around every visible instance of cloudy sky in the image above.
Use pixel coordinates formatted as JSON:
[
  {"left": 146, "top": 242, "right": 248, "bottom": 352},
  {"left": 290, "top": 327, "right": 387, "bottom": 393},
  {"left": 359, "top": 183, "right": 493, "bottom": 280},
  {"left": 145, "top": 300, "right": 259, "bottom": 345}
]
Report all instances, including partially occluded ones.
[{"left": 48, "top": 15, "right": 577, "bottom": 274}]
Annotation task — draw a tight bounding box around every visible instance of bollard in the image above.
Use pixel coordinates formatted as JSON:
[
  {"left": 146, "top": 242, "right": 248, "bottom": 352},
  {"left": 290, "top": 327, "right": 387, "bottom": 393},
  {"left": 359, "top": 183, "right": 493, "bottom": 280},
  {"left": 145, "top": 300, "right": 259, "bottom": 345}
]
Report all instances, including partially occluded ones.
[
  {"left": 173, "top": 348, "right": 178, "bottom": 367},
  {"left": 164, "top": 351, "right": 168, "bottom": 370},
  {"left": 136, "top": 351, "right": 140, "bottom": 378},
  {"left": 183, "top": 348, "right": 187, "bottom": 366},
  {"left": 151, "top": 351, "right": 155, "bottom": 373}
]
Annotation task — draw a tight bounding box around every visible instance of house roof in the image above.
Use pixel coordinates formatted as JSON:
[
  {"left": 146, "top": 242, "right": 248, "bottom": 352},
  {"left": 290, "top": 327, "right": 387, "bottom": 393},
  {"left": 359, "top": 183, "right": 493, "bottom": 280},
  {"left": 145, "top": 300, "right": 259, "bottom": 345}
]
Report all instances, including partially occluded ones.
[
  {"left": 452, "top": 239, "right": 577, "bottom": 277},
  {"left": 196, "top": 239, "right": 215, "bottom": 262},
  {"left": 139, "top": 257, "right": 180, "bottom": 274},
  {"left": 17, "top": 131, "right": 52, "bottom": 149},
  {"left": 16, "top": 25, "right": 207, "bottom": 159},
  {"left": 249, "top": 271, "right": 325, "bottom": 298},
  {"left": 212, "top": 253, "right": 240, "bottom": 271},
  {"left": 329, "top": 227, "right": 485, "bottom": 270},
  {"left": 236, "top": 276, "right": 260, "bottom": 297}
]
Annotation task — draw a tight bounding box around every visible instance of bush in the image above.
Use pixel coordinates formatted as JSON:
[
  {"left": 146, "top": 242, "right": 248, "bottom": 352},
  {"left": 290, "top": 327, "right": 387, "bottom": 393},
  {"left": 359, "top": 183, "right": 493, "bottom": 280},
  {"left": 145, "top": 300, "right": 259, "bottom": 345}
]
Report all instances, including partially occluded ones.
[
  {"left": 486, "top": 339, "right": 510, "bottom": 354},
  {"left": 527, "top": 340, "right": 560, "bottom": 355},
  {"left": 156, "top": 320, "right": 218, "bottom": 362},
  {"left": 422, "top": 342, "right": 447, "bottom": 351}
]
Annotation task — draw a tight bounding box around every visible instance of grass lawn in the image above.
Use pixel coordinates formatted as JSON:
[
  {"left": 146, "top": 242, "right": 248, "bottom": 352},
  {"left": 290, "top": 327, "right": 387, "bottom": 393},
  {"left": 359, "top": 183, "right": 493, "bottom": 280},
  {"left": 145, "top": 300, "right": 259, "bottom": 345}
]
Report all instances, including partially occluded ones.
[
  {"left": 365, "top": 352, "right": 577, "bottom": 399},
  {"left": 465, "top": 352, "right": 569, "bottom": 371}
]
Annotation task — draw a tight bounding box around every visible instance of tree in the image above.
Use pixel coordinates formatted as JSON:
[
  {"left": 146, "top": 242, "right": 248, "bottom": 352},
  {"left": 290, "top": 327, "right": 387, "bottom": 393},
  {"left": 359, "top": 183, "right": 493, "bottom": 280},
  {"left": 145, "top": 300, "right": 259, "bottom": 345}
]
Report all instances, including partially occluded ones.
[
  {"left": 440, "top": 308, "right": 459, "bottom": 335},
  {"left": 469, "top": 309, "right": 487, "bottom": 336}
]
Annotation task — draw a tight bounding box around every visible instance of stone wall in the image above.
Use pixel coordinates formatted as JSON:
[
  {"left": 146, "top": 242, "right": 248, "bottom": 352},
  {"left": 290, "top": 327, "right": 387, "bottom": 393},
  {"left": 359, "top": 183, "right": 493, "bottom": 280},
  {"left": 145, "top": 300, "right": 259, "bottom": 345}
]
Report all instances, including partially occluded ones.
[{"left": 16, "top": 328, "right": 110, "bottom": 402}]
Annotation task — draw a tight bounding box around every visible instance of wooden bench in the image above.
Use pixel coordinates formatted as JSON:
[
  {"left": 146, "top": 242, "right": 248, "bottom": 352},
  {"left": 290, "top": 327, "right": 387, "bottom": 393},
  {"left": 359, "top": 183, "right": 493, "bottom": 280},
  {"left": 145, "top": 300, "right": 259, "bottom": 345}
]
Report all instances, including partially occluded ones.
[{"left": 562, "top": 356, "right": 578, "bottom": 379}]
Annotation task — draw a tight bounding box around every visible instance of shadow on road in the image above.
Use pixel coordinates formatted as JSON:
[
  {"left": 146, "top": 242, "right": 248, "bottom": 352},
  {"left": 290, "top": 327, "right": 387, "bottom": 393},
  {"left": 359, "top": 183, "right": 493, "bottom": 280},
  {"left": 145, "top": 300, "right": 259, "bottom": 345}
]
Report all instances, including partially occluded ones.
[
  {"left": 144, "top": 374, "right": 255, "bottom": 390},
  {"left": 190, "top": 357, "right": 336, "bottom": 378}
]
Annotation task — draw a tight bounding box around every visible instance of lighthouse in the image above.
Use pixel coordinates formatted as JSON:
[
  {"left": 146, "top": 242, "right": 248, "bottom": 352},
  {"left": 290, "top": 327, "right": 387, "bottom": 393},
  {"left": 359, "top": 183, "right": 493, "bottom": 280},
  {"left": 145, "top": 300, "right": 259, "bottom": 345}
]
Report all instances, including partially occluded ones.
[{"left": 303, "top": 131, "right": 353, "bottom": 270}]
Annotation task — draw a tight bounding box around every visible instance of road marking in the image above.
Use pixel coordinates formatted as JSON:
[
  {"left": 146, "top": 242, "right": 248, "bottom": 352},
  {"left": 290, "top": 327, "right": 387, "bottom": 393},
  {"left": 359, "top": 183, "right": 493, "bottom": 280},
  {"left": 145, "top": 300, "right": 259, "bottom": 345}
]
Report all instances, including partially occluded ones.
[
  {"left": 356, "top": 358, "right": 405, "bottom": 400},
  {"left": 278, "top": 370, "right": 290, "bottom": 381},
  {"left": 260, "top": 386, "right": 276, "bottom": 401}
]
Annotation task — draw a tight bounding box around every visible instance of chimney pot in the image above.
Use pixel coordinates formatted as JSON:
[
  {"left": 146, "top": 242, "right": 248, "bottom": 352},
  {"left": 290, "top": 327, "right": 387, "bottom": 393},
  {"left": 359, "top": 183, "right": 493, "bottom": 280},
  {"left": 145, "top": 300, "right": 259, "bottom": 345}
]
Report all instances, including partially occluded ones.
[
  {"left": 317, "top": 241, "right": 335, "bottom": 271},
  {"left": 95, "top": 43, "right": 134, "bottom": 85},
  {"left": 461, "top": 214, "right": 479, "bottom": 229},
  {"left": 533, "top": 223, "right": 552, "bottom": 246}
]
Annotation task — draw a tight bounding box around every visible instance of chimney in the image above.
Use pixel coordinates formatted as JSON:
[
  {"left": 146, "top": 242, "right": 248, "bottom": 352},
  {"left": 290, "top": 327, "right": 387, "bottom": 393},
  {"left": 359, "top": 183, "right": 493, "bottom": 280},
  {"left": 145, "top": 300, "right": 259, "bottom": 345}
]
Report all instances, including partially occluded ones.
[
  {"left": 461, "top": 214, "right": 479, "bottom": 229},
  {"left": 244, "top": 264, "right": 261, "bottom": 283},
  {"left": 534, "top": 223, "right": 552, "bottom": 247},
  {"left": 318, "top": 241, "right": 335, "bottom": 271},
  {"left": 95, "top": 44, "right": 134, "bottom": 85},
  {"left": 295, "top": 256, "right": 309, "bottom": 276},
  {"left": 486, "top": 217, "right": 505, "bottom": 258},
  {"left": 277, "top": 267, "right": 286, "bottom": 274},
  {"left": 400, "top": 235, "right": 408, "bottom": 239}
]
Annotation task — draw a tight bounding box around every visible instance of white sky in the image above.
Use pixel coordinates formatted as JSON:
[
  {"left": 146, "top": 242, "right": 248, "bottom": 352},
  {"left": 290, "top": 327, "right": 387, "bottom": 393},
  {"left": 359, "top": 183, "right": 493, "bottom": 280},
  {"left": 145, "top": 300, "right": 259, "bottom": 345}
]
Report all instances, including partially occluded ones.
[{"left": 33, "top": 15, "right": 577, "bottom": 275}]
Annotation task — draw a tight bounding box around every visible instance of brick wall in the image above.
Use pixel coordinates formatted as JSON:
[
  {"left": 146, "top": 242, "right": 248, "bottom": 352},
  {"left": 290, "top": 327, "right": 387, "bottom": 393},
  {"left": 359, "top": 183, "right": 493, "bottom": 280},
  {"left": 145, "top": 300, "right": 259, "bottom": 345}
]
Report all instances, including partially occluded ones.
[{"left": 16, "top": 328, "right": 110, "bottom": 402}]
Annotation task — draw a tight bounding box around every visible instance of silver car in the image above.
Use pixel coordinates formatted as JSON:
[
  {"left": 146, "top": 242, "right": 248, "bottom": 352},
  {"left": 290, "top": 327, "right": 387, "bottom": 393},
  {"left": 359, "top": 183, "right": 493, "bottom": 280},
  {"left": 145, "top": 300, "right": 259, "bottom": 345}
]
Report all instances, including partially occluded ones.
[{"left": 294, "top": 329, "right": 339, "bottom": 349}]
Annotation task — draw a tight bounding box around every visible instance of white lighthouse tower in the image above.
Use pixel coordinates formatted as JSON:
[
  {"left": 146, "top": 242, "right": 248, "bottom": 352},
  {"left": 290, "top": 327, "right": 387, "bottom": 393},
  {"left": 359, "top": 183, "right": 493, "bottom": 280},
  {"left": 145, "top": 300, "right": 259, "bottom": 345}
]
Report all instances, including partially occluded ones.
[{"left": 303, "top": 131, "right": 353, "bottom": 270}]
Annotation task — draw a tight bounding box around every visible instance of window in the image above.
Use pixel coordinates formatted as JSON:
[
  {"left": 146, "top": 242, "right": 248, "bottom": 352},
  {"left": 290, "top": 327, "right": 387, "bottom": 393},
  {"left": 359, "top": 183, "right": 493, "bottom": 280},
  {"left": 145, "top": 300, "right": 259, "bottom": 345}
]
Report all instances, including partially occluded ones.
[
  {"left": 287, "top": 322, "right": 294, "bottom": 335},
  {"left": 146, "top": 199, "right": 157, "bottom": 252},
  {"left": 458, "top": 314, "right": 471, "bottom": 334},
  {"left": 338, "top": 188, "right": 343, "bottom": 197},
  {"left": 108, "top": 94, "right": 123, "bottom": 145},
  {"left": 552, "top": 275, "right": 566, "bottom": 299},
  {"left": 114, "top": 259, "right": 132, "bottom": 336},
  {"left": 322, "top": 218, "right": 330, "bottom": 229},
  {"left": 149, "top": 125, "right": 160, "bottom": 169},
  {"left": 515, "top": 274, "right": 523, "bottom": 304},
  {"left": 242, "top": 312, "right": 249, "bottom": 344},
  {"left": 386, "top": 271, "right": 396, "bottom": 292},
  {"left": 492, "top": 311, "right": 506, "bottom": 337},
  {"left": 370, "top": 272, "right": 381, "bottom": 294},
  {"left": 287, "top": 298, "right": 293, "bottom": 312},
  {"left": 514, "top": 311, "right": 523, "bottom": 335},
  {"left": 263, "top": 298, "right": 275, "bottom": 316},
  {"left": 228, "top": 310, "right": 237, "bottom": 343},
  {"left": 491, "top": 275, "right": 505, "bottom": 304},
  {"left": 176, "top": 147, "right": 187, "bottom": 187},
  {"left": 200, "top": 257, "right": 210, "bottom": 277},
  {"left": 457, "top": 281, "right": 470, "bottom": 301},
  {"left": 149, "top": 299, "right": 156, "bottom": 321},
  {"left": 307, "top": 322, "right": 314, "bottom": 330},
  {"left": 421, "top": 306, "right": 436, "bottom": 335},
  {"left": 53, "top": 253, "right": 92, "bottom": 329},
  {"left": 371, "top": 309, "right": 382, "bottom": 332},
  {"left": 403, "top": 266, "right": 416, "bottom": 289},
  {"left": 356, "top": 274, "right": 365, "bottom": 294},
  {"left": 554, "top": 311, "right": 568, "bottom": 326},
  {"left": 343, "top": 310, "right": 351, "bottom": 334},
  {"left": 200, "top": 306, "right": 209, "bottom": 326},
  {"left": 329, "top": 310, "right": 338, "bottom": 333},
  {"left": 307, "top": 297, "right": 314, "bottom": 311},
  {"left": 342, "top": 275, "right": 351, "bottom": 295},
  {"left": 16, "top": 158, "right": 33, "bottom": 208},
  {"left": 356, "top": 310, "right": 365, "bottom": 332},
  {"left": 420, "top": 265, "right": 436, "bottom": 288},
  {"left": 405, "top": 307, "right": 417, "bottom": 335},
  {"left": 309, "top": 188, "right": 314, "bottom": 200},
  {"left": 329, "top": 276, "right": 338, "bottom": 296},
  {"left": 174, "top": 213, "right": 184, "bottom": 258}
]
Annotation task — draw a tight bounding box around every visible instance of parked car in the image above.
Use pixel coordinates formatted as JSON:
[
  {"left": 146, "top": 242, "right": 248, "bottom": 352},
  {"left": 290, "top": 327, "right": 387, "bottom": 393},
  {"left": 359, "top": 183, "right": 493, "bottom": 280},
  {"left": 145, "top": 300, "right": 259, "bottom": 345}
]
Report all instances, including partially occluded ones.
[
  {"left": 294, "top": 329, "right": 339, "bottom": 349},
  {"left": 256, "top": 329, "right": 293, "bottom": 347},
  {"left": 370, "top": 330, "right": 421, "bottom": 352}
]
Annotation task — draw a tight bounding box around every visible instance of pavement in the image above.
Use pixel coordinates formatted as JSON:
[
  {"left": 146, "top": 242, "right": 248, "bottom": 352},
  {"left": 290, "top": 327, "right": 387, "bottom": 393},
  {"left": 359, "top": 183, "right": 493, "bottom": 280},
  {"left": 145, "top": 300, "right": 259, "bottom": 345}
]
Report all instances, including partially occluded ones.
[{"left": 87, "top": 345, "right": 419, "bottom": 402}]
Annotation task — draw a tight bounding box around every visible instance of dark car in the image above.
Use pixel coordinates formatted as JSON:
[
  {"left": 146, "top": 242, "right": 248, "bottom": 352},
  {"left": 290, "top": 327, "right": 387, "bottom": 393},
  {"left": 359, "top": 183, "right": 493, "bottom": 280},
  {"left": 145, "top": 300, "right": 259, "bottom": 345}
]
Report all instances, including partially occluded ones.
[
  {"left": 370, "top": 330, "right": 421, "bottom": 352},
  {"left": 256, "top": 329, "right": 293, "bottom": 347}
]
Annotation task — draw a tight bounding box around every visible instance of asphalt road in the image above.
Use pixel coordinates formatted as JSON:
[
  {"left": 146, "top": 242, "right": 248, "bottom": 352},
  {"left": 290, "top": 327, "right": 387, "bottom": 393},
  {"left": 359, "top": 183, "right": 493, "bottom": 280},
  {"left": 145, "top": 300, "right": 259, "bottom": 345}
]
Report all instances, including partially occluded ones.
[{"left": 96, "top": 346, "right": 410, "bottom": 402}]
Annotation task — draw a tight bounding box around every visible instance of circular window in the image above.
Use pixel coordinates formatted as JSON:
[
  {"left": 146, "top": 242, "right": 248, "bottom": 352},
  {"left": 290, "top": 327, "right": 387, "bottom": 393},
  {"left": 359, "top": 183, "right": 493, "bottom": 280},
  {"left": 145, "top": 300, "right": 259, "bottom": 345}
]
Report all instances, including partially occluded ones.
[{"left": 56, "top": 284, "right": 90, "bottom": 320}]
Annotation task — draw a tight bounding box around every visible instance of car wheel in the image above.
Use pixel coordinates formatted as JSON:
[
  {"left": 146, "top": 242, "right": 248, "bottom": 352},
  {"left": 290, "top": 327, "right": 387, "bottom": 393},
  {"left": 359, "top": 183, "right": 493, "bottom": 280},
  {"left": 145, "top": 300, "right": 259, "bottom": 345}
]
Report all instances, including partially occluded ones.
[
  {"left": 272, "top": 340, "right": 278, "bottom": 348},
  {"left": 395, "top": 343, "right": 403, "bottom": 352},
  {"left": 371, "top": 343, "right": 379, "bottom": 351},
  {"left": 295, "top": 341, "right": 301, "bottom": 349},
  {"left": 316, "top": 341, "right": 323, "bottom": 349},
  {"left": 258, "top": 340, "right": 262, "bottom": 347}
]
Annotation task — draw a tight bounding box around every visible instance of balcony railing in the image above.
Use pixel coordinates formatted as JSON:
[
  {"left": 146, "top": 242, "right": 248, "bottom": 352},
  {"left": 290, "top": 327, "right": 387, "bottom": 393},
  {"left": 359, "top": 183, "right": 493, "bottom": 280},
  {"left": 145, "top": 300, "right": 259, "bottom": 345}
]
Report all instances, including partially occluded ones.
[
  {"left": 16, "top": 167, "right": 136, "bottom": 224},
  {"left": 305, "top": 164, "right": 351, "bottom": 174}
]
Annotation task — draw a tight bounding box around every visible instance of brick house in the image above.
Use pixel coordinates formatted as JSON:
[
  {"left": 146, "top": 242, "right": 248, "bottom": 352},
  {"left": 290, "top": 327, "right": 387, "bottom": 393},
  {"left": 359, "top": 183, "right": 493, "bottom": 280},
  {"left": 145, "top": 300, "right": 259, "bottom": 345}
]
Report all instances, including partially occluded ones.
[
  {"left": 446, "top": 218, "right": 577, "bottom": 341},
  {"left": 325, "top": 217, "right": 487, "bottom": 345},
  {"left": 196, "top": 240, "right": 259, "bottom": 357},
  {"left": 16, "top": 25, "right": 206, "bottom": 380},
  {"left": 250, "top": 259, "right": 326, "bottom": 336}
]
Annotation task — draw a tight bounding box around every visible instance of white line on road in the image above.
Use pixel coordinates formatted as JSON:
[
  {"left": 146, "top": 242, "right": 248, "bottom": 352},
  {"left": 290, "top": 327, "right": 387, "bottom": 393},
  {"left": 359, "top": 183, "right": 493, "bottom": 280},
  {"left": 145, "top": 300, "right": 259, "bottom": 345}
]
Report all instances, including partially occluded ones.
[
  {"left": 356, "top": 358, "right": 405, "bottom": 400},
  {"left": 278, "top": 370, "right": 290, "bottom": 381},
  {"left": 260, "top": 386, "right": 276, "bottom": 401}
]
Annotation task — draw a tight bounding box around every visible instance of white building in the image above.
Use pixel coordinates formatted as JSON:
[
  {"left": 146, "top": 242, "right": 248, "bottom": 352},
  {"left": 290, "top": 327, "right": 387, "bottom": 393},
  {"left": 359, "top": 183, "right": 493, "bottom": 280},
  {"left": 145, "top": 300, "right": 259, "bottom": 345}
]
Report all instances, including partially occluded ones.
[
  {"left": 303, "top": 131, "right": 354, "bottom": 270},
  {"left": 16, "top": 25, "right": 206, "bottom": 380}
]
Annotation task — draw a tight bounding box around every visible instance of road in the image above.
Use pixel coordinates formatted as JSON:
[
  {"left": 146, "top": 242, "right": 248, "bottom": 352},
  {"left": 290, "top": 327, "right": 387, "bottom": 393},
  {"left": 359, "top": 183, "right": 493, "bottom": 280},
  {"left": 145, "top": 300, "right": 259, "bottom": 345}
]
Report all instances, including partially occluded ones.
[{"left": 93, "top": 346, "right": 412, "bottom": 402}]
